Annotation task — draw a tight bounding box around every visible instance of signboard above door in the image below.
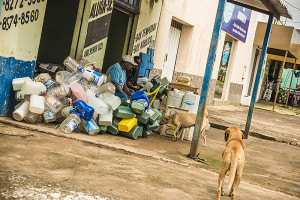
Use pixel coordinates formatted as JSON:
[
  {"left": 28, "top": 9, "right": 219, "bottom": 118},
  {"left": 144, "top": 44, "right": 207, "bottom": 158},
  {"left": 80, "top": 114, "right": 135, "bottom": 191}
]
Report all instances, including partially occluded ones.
[{"left": 221, "top": 2, "right": 252, "bottom": 43}]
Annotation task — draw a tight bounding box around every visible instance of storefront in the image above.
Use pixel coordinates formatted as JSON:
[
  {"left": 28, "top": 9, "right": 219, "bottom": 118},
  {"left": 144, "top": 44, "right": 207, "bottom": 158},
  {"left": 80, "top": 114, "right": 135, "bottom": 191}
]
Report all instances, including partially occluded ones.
[
  {"left": 0, "top": 0, "right": 163, "bottom": 115},
  {"left": 252, "top": 22, "right": 300, "bottom": 108}
]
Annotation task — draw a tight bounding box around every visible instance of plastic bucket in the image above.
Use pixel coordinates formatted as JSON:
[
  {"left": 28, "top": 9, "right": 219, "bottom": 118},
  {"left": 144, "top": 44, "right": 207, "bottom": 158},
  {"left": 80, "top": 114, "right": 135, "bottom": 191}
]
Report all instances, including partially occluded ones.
[{"left": 167, "top": 90, "right": 184, "bottom": 108}]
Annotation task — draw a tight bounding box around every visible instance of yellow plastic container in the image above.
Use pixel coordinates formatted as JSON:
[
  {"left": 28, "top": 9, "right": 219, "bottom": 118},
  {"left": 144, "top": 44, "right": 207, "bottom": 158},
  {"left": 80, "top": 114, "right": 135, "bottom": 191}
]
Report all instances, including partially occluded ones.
[{"left": 118, "top": 118, "right": 137, "bottom": 132}]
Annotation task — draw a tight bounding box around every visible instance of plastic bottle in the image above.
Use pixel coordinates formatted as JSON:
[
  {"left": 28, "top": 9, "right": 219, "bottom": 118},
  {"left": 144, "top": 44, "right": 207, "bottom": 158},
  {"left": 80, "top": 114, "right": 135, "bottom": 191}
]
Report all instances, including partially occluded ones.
[
  {"left": 29, "top": 95, "right": 45, "bottom": 114},
  {"left": 56, "top": 71, "right": 70, "bottom": 85},
  {"left": 71, "top": 82, "right": 88, "bottom": 103},
  {"left": 73, "top": 100, "right": 94, "bottom": 121},
  {"left": 43, "top": 107, "right": 56, "bottom": 123},
  {"left": 44, "top": 79, "right": 59, "bottom": 91},
  {"left": 86, "top": 89, "right": 108, "bottom": 114},
  {"left": 13, "top": 101, "right": 30, "bottom": 121},
  {"left": 44, "top": 93, "right": 64, "bottom": 113},
  {"left": 21, "top": 80, "right": 47, "bottom": 95},
  {"left": 95, "top": 83, "right": 115, "bottom": 95},
  {"left": 63, "top": 56, "right": 81, "bottom": 71},
  {"left": 34, "top": 73, "right": 52, "bottom": 83},
  {"left": 64, "top": 69, "right": 83, "bottom": 87},
  {"left": 60, "top": 110, "right": 81, "bottom": 133},
  {"left": 24, "top": 111, "right": 39, "bottom": 124},
  {"left": 82, "top": 69, "right": 106, "bottom": 87},
  {"left": 48, "top": 86, "right": 70, "bottom": 100},
  {"left": 12, "top": 77, "right": 32, "bottom": 91},
  {"left": 83, "top": 119, "right": 100, "bottom": 136},
  {"left": 61, "top": 106, "right": 73, "bottom": 118}
]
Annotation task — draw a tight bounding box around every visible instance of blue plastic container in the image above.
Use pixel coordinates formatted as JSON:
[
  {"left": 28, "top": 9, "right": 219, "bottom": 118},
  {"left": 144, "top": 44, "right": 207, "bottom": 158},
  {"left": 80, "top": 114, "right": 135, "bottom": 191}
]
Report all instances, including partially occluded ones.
[
  {"left": 73, "top": 100, "right": 94, "bottom": 121},
  {"left": 131, "top": 91, "right": 149, "bottom": 110}
]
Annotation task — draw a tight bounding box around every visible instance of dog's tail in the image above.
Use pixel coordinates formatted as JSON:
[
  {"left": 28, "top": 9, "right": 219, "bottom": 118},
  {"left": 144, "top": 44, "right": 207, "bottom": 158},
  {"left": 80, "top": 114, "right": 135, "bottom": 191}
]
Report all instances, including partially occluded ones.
[{"left": 227, "top": 153, "right": 238, "bottom": 192}]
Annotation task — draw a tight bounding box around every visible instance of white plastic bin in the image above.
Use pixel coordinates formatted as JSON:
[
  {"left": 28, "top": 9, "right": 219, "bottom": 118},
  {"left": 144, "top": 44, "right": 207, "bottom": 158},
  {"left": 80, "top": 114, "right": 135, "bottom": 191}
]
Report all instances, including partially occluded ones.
[
  {"left": 180, "top": 92, "right": 200, "bottom": 114},
  {"left": 30, "top": 95, "right": 45, "bottom": 114},
  {"left": 98, "top": 109, "right": 113, "bottom": 126},
  {"left": 12, "top": 77, "right": 31, "bottom": 91},
  {"left": 166, "top": 90, "right": 185, "bottom": 108}
]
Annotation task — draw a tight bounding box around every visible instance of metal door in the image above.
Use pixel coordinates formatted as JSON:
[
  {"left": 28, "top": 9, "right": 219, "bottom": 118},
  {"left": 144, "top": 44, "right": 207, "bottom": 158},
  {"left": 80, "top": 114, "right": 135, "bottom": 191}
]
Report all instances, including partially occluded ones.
[{"left": 161, "top": 20, "right": 182, "bottom": 82}]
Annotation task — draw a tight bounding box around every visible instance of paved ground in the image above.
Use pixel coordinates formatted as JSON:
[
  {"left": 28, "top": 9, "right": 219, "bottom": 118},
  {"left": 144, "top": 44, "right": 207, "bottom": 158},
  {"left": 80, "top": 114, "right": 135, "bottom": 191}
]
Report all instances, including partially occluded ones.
[
  {"left": 0, "top": 116, "right": 299, "bottom": 199},
  {"left": 207, "top": 102, "right": 300, "bottom": 144}
]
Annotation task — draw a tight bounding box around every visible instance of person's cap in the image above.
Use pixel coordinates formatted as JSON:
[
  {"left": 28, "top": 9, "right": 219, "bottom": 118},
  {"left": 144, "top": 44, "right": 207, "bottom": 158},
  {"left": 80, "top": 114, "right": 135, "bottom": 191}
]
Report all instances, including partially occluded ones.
[
  {"left": 122, "top": 55, "right": 137, "bottom": 65},
  {"left": 134, "top": 56, "right": 143, "bottom": 65}
]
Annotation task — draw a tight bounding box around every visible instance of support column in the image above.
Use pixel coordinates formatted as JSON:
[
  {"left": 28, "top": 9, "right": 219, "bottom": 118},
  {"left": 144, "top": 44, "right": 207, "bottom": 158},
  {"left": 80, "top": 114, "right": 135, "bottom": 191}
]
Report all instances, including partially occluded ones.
[
  {"left": 273, "top": 50, "right": 288, "bottom": 111},
  {"left": 244, "top": 14, "right": 274, "bottom": 139},
  {"left": 189, "top": 0, "right": 226, "bottom": 157}
]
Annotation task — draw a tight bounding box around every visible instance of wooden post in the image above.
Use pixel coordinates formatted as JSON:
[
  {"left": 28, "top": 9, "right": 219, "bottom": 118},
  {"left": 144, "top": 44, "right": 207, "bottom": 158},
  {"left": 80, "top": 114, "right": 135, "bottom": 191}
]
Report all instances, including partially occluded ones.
[
  {"left": 273, "top": 50, "right": 288, "bottom": 111},
  {"left": 285, "top": 59, "right": 297, "bottom": 106}
]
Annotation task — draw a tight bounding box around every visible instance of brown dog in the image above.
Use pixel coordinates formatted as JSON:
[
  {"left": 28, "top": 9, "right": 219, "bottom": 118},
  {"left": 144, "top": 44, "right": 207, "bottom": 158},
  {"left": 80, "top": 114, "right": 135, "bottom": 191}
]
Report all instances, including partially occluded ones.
[
  {"left": 216, "top": 126, "right": 245, "bottom": 200},
  {"left": 160, "top": 109, "right": 209, "bottom": 144}
]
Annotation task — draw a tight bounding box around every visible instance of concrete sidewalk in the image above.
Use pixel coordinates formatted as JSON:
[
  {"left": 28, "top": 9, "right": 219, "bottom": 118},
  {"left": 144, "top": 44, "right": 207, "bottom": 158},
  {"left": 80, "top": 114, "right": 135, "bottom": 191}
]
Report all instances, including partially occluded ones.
[{"left": 207, "top": 103, "right": 300, "bottom": 146}]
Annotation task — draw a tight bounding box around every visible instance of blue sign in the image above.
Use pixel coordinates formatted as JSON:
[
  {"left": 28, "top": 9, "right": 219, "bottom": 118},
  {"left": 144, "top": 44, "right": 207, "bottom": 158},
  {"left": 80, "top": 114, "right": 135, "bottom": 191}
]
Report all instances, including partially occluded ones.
[{"left": 221, "top": 2, "right": 252, "bottom": 42}]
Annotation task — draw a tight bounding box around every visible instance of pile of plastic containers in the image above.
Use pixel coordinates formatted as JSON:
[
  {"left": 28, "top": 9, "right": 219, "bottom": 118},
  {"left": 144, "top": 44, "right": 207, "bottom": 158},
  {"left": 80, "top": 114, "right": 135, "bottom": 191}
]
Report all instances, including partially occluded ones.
[{"left": 10, "top": 56, "right": 163, "bottom": 140}]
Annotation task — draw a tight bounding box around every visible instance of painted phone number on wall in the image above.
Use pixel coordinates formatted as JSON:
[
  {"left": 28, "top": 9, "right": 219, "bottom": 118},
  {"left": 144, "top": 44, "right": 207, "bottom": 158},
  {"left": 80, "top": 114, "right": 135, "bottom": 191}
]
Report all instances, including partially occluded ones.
[
  {"left": 3, "top": 0, "right": 45, "bottom": 11},
  {"left": 0, "top": 9, "right": 39, "bottom": 31}
]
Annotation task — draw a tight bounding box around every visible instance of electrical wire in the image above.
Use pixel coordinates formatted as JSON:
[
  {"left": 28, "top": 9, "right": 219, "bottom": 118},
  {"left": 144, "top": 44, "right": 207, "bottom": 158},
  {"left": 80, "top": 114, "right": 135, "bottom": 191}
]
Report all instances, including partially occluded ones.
[{"left": 282, "top": 0, "right": 300, "bottom": 11}]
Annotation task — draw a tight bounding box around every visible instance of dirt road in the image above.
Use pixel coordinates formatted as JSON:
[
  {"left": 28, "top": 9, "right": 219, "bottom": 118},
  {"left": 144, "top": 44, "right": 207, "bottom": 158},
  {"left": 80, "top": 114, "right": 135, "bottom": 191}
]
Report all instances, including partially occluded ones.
[{"left": 0, "top": 123, "right": 299, "bottom": 200}]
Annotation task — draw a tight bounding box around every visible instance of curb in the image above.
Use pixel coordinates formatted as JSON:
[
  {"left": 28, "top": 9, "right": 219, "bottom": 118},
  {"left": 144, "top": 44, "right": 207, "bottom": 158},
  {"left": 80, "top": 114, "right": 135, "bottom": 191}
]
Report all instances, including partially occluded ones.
[{"left": 209, "top": 122, "right": 299, "bottom": 147}]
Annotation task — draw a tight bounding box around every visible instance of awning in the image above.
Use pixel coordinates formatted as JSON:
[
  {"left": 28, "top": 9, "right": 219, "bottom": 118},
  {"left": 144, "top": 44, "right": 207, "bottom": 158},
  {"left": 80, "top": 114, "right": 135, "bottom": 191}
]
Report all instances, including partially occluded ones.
[
  {"left": 254, "top": 22, "right": 300, "bottom": 64},
  {"left": 228, "top": 0, "right": 292, "bottom": 19},
  {"left": 227, "top": 0, "right": 292, "bottom": 19}
]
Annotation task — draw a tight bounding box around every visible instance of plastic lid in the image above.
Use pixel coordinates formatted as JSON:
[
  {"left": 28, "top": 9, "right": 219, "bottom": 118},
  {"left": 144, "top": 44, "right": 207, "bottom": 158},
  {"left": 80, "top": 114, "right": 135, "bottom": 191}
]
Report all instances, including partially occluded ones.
[{"left": 69, "top": 110, "right": 74, "bottom": 114}]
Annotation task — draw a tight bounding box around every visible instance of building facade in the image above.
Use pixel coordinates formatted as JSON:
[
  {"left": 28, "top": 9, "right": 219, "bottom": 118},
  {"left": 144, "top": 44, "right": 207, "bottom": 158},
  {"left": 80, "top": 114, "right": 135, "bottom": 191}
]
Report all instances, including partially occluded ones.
[
  {"left": 0, "top": 0, "right": 163, "bottom": 115},
  {"left": 151, "top": 0, "right": 259, "bottom": 105}
]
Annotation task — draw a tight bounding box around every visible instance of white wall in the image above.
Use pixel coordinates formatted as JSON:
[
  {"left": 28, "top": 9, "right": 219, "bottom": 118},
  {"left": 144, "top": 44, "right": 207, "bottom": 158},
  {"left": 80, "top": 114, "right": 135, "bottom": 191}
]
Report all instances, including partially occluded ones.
[{"left": 154, "top": 0, "right": 219, "bottom": 76}]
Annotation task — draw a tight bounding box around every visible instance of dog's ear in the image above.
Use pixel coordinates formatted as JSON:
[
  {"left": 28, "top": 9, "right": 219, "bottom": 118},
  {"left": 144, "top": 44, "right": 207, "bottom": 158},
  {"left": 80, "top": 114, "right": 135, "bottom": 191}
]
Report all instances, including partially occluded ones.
[{"left": 224, "top": 129, "right": 230, "bottom": 141}]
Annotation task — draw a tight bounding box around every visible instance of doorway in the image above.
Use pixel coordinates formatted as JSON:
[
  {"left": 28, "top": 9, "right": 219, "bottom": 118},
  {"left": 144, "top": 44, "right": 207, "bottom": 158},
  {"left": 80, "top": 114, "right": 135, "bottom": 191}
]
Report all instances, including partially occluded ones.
[
  {"left": 161, "top": 20, "right": 182, "bottom": 82},
  {"left": 102, "top": 8, "right": 132, "bottom": 73},
  {"left": 214, "top": 34, "right": 236, "bottom": 100},
  {"left": 37, "top": 0, "right": 80, "bottom": 64}
]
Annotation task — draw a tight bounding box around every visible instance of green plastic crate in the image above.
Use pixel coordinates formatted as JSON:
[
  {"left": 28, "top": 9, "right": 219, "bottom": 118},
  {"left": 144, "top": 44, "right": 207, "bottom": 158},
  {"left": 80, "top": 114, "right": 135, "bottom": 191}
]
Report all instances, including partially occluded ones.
[
  {"left": 141, "top": 126, "right": 152, "bottom": 138},
  {"left": 99, "top": 125, "right": 107, "bottom": 134},
  {"left": 131, "top": 100, "right": 145, "bottom": 114},
  {"left": 136, "top": 112, "right": 150, "bottom": 124},
  {"left": 107, "top": 123, "right": 119, "bottom": 135},
  {"left": 113, "top": 106, "right": 135, "bottom": 118},
  {"left": 150, "top": 82, "right": 161, "bottom": 92},
  {"left": 145, "top": 120, "right": 159, "bottom": 130},
  {"left": 120, "top": 125, "right": 142, "bottom": 140},
  {"left": 120, "top": 98, "right": 131, "bottom": 106},
  {"left": 146, "top": 107, "right": 162, "bottom": 123}
]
